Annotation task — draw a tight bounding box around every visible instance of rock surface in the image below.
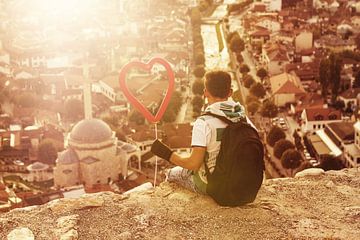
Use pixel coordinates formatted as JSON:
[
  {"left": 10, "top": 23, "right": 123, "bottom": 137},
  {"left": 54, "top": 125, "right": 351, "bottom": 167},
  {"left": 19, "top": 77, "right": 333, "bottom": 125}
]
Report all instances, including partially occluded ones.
[{"left": 1, "top": 168, "right": 359, "bottom": 240}]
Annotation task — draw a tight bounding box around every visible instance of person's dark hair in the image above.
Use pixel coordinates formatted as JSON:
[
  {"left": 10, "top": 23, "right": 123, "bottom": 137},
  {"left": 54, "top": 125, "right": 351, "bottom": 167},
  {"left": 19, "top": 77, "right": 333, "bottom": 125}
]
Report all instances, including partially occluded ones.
[{"left": 205, "top": 70, "right": 232, "bottom": 98}]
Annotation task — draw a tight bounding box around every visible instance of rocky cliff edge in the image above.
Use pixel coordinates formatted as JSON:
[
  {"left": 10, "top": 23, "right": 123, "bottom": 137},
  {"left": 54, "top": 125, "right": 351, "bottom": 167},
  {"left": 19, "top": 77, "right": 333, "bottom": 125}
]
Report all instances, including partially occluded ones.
[{"left": 1, "top": 168, "right": 360, "bottom": 240}]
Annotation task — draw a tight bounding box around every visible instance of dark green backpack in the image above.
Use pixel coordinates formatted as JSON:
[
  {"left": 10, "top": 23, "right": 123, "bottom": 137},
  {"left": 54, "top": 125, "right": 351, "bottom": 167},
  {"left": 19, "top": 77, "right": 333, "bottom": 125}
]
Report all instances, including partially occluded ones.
[{"left": 204, "top": 114, "right": 264, "bottom": 206}]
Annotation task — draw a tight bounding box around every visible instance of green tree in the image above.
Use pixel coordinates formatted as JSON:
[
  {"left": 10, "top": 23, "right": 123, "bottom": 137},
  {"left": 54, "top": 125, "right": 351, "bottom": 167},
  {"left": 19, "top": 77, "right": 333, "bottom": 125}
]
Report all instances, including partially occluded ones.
[
  {"left": 226, "top": 31, "right": 237, "bottom": 43},
  {"left": 281, "top": 149, "right": 302, "bottom": 176},
  {"left": 192, "top": 79, "right": 204, "bottom": 95},
  {"left": 194, "top": 53, "right": 205, "bottom": 65},
  {"left": 246, "top": 94, "right": 259, "bottom": 105},
  {"left": 273, "top": 139, "right": 295, "bottom": 159},
  {"left": 16, "top": 92, "right": 39, "bottom": 108},
  {"left": 231, "top": 89, "right": 243, "bottom": 105},
  {"left": 115, "top": 129, "right": 127, "bottom": 142},
  {"left": 38, "top": 139, "right": 58, "bottom": 165},
  {"left": 246, "top": 101, "right": 261, "bottom": 115},
  {"left": 243, "top": 75, "right": 255, "bottom": 88},
  {"left": 193, "top": 65, "right": 206, "bottom": 78},
  {"left": 260, "top": 100, "right": 278, "bottom": 118},
  {"left": 319, "top": 154, "right": 344, "bottom": 171},
  {"left": 329, "top": 53, "right": 342, "bottom": 103},
  {"left": 319, "top": 58, "right": 330, "bottom": 99},
  {"left": 239, "top": 64, "right": 250, "bottom": 75},
  {"left": 249, "top": 82, "right": 266, "bottom": 98},
  {"left": 236, "top": 53, "right": 243, "bottom": 63},
  {"left": 256, "top": 68, "right": 268, "bottom": 81},
  {"left": 64, "top": 99, "right": 84, "bottom": 121},
  {"left": 129, "top": 110, "right": 145, "bottom": 125},
  {"left": 267, "top": 126, "right": 286, "bottom": 147},
  {"left": 190, "top": 7, "right": 202, "bottom": 25},
  {"left": 162, "top": 108, "right": 177, "bottom": 123},
  {"left": 192, "top": 95, "right": 204, "bottom": 112},
  {"left": 230, "top": 34, "right": 245, "bottom": 53},
  {"left": 353, "top": 71, "right": 360, "bottom": 88}
]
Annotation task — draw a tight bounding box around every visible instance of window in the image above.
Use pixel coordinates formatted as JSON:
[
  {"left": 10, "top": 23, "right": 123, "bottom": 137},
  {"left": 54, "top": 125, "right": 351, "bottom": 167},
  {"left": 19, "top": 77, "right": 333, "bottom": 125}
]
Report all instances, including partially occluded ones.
[
  {"left": 357, "top": 158, "right": 360, "bottom": 164},
  {"left": 328, "top": 114, "right": 337, "bottom": 120}
]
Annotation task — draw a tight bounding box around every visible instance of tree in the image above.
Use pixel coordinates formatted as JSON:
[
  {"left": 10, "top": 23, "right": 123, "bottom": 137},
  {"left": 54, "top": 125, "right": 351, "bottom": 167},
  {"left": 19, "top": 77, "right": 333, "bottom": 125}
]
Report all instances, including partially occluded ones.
[
  {"left": 246, "top": 94, "right": 259, "bottom": 105},
  {"left": 190, "top": 7, "right": 201, "bottom": 25},
  {"left": 129, "top": 110, "right": 145, "bottom": 125},
  {"left": 333, "top": 100, "right": 345, "bottom": 110},
  {"left": 193, "top": 65, "right": 206, "bottom": 78},
  {"left": 260, "top": 100, "right": 278, "bottom": 118},
  {"left": 353, "top": 71, "right": 360, "bottom": 88},
  {"left": 249, "top": 83, "right": 266, "bottom": 98},
  {"left": 194, "top": 53, "right": 205, "bottom": 65},
  {"left": 246, "top": 101, "right": 261, "bottom": 115},
  {"left": 226, "top": 31, "right": 237, "bottom": 43},
  {"left": 64, "top": 99, "right": 84, "bottom": 121},
  {"left": 15, "top": 92, "right": 39, "bottom": 108},
  {"left": 192, "top": 95, "right": 204, "bottom": 112},
  {"left": 273, "top": 139, "right": 295, "bottom": 159},
  {"left": 319, "top": 58, "right": 330, "bottom": 99},
  {"left": 236, "top": 53, "right": 243, "bottom": 63},
  {"left": 281, "top": 149, "right": 302, "bottom": 176},
  {"left": 256, "top": 68, "right": 268, "bottom": 81},
  {"left": 329, "top": 53, "right": 342, "bottom": 103},
  {"left": 231, "top": 89, "right": 243, "bottom": 105},
  {"left": 229, "top": 34, "right": 245, "bottom": 53},
  {"left": 115, "top": 129, "right": 127, "bottom": 142},
  {"left": 243, "top": 75, "right": 255, "bottom": 88},
  {"left": 267, "top": 126, "right": 286, "bottom": 147},
  {"left": 192, "top": 79, "right": 204, "bottom": 95},
  {"left": 38, "top": 139, "right": 58, "bottom": 165},
  {"left": 239, "top": 64, "right": 250, "bottom": 75},
  {"left": 162, "top": 108, "right": 177, "bottom": 123},
  {"left": 319, "top": 154, "right": 344, "bottom": 171}
]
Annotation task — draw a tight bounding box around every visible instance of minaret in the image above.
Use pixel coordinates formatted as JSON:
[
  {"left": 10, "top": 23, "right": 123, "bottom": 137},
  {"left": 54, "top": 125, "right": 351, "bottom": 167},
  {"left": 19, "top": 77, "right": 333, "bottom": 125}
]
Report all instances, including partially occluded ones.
[{"left": 83, "top": 54, "right": 92, "bottom": 120}]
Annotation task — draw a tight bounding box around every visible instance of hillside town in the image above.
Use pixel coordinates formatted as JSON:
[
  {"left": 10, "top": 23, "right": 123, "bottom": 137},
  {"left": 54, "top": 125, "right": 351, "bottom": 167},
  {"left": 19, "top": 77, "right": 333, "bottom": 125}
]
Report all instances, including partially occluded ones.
[{"left": 0, "top": 0, "right": 359, "bottom": 212}]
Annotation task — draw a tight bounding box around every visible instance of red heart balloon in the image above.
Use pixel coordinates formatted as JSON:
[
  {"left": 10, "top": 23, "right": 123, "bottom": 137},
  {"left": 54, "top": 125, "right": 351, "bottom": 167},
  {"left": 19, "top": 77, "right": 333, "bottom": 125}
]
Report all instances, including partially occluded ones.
[{"left": 119, "top": 57, "right": 175, "bottom": 123}]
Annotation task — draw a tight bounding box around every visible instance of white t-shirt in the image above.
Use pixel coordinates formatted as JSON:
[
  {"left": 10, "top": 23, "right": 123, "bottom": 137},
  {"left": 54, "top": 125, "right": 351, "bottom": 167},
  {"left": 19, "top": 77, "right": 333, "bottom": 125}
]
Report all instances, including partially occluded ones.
[
  {"left": 191, "top": 115, "right": 255, "bottom": 191},
  {"left": 191, "top": 115, "right": 227, "bottom": 189}
]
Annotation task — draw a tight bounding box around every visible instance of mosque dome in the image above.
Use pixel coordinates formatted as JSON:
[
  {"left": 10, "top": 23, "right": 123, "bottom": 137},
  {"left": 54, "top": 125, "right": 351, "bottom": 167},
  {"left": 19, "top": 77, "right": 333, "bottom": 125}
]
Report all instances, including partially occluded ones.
[{"left": 70, "top": 118, "right": 113, "bottom": 144}]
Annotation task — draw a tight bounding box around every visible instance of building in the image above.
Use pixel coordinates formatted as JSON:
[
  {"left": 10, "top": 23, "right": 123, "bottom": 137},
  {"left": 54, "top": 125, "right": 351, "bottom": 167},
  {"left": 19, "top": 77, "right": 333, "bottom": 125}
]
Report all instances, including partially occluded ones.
[
  {"left": 270, "top": 72, "right": 305, "bottom": 107},
  {"left": 295, "top": 31, "right": 313, "bottom": 53},
  {"left": 343, "top": 121, "right": 360, "bottom": 168},
  {"left": 53, "top": 118, "right": 141, "bottom": 189},
  {"left": 26, "top": 162, "right": 51, "bottom": 182},
  {"left": 301, "top": 107, "right": 342, "bottom": 133},
  {"left": 262, "top": 0, "right": 282, "bottom": 12},
  {"left": 337, "top": 88, "right": 360, "bottom": 111}
]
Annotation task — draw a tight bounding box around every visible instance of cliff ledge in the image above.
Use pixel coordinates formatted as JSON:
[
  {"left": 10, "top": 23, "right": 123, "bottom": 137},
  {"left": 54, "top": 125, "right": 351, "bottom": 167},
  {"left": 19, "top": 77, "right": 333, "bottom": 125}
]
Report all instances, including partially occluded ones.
[{"left": 1, "top": 168, "right": 360, "bottom": 240}]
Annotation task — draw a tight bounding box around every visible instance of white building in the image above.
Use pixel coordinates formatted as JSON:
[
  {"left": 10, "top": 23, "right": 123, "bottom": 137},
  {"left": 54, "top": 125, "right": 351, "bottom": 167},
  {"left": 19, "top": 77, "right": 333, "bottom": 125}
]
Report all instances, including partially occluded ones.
[
  {"left": 343, "top": 121, "right": 360, "bottom": 167},
  {"left": 53, "top": 118, "right": 141, "bottom": 189},
  {"left": 301, "top": 108, "right": 342, "bottom": 134},
  {"left": 261, "top": 0, "right": 282, "bottom": 12},
  {"left": 295, "top": 31, "right": 313, "bottom": 53},
  {"left": 26, "top": 162, "right": 51, "bottom": 182}
]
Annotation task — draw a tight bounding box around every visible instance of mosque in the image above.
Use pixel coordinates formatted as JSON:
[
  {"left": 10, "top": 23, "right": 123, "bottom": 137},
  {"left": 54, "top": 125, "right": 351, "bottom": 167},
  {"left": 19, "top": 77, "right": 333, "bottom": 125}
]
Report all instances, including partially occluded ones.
[{"left": 53, "top": 68, "right": 141, "bottom": 189}]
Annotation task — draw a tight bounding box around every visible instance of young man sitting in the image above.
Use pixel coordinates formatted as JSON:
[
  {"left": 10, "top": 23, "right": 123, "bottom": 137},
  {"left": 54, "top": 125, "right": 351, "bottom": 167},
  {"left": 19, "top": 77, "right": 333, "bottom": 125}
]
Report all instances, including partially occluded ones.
[{"left": 151, "top": 70, "right": 251, "bottom": 194}]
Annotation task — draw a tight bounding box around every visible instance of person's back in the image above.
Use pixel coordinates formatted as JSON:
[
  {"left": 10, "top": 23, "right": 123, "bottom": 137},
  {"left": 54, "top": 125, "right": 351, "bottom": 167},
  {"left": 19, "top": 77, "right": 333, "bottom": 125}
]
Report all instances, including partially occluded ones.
[{"left": 151, "top": 70, "right": 263, "bottom": 205}]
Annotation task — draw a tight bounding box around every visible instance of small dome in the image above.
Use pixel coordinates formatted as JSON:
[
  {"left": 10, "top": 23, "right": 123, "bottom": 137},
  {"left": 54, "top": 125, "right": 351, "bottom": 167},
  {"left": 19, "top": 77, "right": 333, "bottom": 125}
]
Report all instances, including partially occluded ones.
[
  {"left": 70, "top": 118, "right": 113, "bottom": 144},
  {"left": 27, "top": 162, "right": 49, "bottom": 171}
]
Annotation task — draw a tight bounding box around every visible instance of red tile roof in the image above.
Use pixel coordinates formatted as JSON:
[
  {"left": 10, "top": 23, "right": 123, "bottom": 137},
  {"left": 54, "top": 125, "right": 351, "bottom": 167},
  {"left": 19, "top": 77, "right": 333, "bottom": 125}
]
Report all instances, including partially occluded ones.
[
  {"left": 274, "top": 81, "right": 305, "bottom": 94},
  {"left": 305, "top": 108, "right": 341, "bottom": 122}
]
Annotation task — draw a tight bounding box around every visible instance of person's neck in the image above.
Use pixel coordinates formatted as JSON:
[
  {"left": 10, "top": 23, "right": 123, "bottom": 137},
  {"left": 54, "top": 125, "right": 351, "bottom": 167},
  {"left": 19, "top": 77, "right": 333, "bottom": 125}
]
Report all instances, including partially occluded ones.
[{"left": 207, "top": 97, "right": 228, "bottom": 105}]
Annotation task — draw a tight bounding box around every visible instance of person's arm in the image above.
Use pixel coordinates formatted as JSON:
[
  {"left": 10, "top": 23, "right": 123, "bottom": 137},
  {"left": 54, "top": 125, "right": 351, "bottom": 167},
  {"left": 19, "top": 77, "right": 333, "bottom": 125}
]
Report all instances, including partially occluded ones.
[
  {"left": 169, "top": 147, "right": 206, "bottom": 171},
  {"left": 151, "top": 140, "right": 206, "bottom": 171}
]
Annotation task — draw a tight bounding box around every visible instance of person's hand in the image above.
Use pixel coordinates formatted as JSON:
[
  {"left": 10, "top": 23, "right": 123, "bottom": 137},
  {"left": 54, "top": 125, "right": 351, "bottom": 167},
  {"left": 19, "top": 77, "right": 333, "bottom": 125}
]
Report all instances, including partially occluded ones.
[{"left": 151, "top": 139, "right": 173, "bottom": 162}]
